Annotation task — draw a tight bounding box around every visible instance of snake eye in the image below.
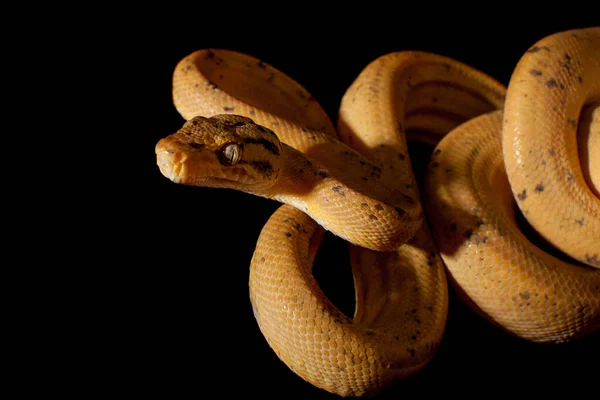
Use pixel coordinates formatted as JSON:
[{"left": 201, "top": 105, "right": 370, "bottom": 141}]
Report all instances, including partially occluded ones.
[{"left": 218, "top": 142, "right": 243, "bottom": 166}]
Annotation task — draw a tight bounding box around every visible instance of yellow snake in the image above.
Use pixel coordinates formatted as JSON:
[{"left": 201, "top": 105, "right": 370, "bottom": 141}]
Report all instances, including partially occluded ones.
[{"left": 155, "top": 27, "right": 600, "bottom": 397}]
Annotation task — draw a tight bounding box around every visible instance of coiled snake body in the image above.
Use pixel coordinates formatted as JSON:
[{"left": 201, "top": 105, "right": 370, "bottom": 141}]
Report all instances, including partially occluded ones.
[{"left": 156, "top": 28, "right": 600, "bottom": 396}]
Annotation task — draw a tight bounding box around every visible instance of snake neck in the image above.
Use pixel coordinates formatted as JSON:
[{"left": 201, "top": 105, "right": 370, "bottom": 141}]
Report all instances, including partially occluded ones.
[
  {"left": 261, "top": 144, "right": 422, "bottom": 251},
  {"left": 263, "top": 144, "right": 334, "bottom": 204}
]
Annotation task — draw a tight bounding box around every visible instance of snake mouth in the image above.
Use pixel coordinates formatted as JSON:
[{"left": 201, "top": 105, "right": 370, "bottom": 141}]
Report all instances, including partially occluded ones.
[{"left": 156, "top": 148, "right": 188, "bottom": 183}]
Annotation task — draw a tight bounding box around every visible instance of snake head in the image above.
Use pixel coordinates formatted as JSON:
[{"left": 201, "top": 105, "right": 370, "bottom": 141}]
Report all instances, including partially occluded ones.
[{"left": 156, "top": 114, "right": 283, "bottom": 191}]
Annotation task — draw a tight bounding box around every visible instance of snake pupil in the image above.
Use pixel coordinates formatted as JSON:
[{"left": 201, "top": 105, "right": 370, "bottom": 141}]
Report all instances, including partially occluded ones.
[{"left": 219, "top": 143, "right": 243, "bottom": 166}]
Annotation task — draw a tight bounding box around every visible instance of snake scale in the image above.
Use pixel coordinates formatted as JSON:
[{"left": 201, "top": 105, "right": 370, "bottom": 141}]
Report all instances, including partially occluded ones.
[{"left": 155, "top": 28, "right": 600, "bottom": 396}]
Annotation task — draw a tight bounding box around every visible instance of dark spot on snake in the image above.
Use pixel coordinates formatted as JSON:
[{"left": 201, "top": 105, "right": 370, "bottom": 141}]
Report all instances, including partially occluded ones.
[
  {"left": 223, "top": 120, "right": 247, "bottom": 128},
  {"left": 223, "top": 106, "right": 235, "bottom": 111},
  {"left": 316, "top": 170, "right": 329, "bottom": 179},
  {"left": 394, "top": 207, "right": 406, "bottom": 218},
  {"left": 207, "top": 82, "right": 218, "bottom": 89},
  {"left": 369, "top": 214, "right": 378, "bottom": 220},
  {"left": 549, "top": 148, "right": 556, "bottom": 156},
  {"left": 527, "top": 45, "right": 550, "bottom": 53},
  {"left": 204, "top": 50, "right": 215, "bottom": 59},
  {"left": 431, "top": 162, "right": 439, "bottom": 168},
  {"left": 567, "top": 119, "right": 577, "bottom": 129},
  {"left": 449, "top": 223, "right": 457, "bottom": 232},
  {"left": 260, "top": 257, "right": 265, "bottom": 262},
  {"left": 309, "top": 134, "right": 316, "bottom": 140},
  {"left": 398, "top": 152, "right": 406, "bottom": 161},
  {"left": 243, "top": 137, "right": 280, "bottom": 156},
  {"left": 249, "top": 109, "right": 256, "bottom": 116},
  {"left": 567, "top": 173, "right": 574, "bottom": 182},
  {"left": 188, "top": 142, "right": 205, "bottom": 149},
  {"left": 298, "top": 168, "right": 304, "bottom": 174},
  {"left": 375, "top": 204, "right": 384, "bottom": 211},
  {"left": 361, "top": 176, "right": 368, "bottom": 181},
  {"left": 576, "top": 218, "right": 584, "bottom": 226},
  {"left": 475, "top": 236, "right": 488, "bottom": 244},
  {"left": 464, "top": 229, "right": 473, "bottom": 239},
  {"left": 404, "top": 183, "right": 413, "bottom": 189},
  {"left": 285, "top": 232, "right": 292, "bottom": 237},
  {"left": 578, "top": 75, "right": 583, "bottom": 83},
  {"left": 257, "top": 61, "right": 267, "bottom": 69},
  {"left": 586, "top": 254, "right": 600, "bottom": 267},
  {"left": 517, "top": 189, "right": 527, "bottom": 201},
  {"left": 243, "top": 161, "right": 273, "bottom": 177},
  {"left": 332, "top": 186, "right": 346, "bottom": 196},
  {"left": 369, "top": 168, "right": 382, "bottom": 179},
  {"left": 535, "top": 183, "right": 545, "bottom": 192},
  {"left": 433, "top": 149, "right": 441, "bottom": 156},
  {"left": 530, "top": 69, "right": 543, "bottom": 76},
  {"left": 407, "top": 348, "right": 416, "bottom": 357},
  {"left": 546, "top": 79, "right": 564, "bottom": 89},
  {"left": 295, "top": 89, "right": 308, "bottom": 100},
  {"left": 432, "top": 96, "right": 438, "bottom": 103},
  {"left": 520, "top": 291, "right": 531, "bottom": 300}
]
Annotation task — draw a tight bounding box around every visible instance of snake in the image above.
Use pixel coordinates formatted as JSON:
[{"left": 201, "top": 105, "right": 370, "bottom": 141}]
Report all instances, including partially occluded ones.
[{"left": 155, "top": 27, "right": 600, "bottom": 397}]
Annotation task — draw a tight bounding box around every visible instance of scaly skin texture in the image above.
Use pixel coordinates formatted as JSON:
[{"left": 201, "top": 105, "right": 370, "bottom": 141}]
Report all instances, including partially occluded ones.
[
  {"left": 155, "top": 27, "right": 600, "bottom": 396},
  {"left": 425, "top": 111, "right": 600, "bottom": 342},
  {"left": 502, "top": 27, "right": 600, "bottom": 268}
]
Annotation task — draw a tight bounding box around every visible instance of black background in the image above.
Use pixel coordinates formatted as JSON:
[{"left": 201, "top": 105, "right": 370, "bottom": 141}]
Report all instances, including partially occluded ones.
[{"left": 110, "top": 9, "right": 599, "bottom": 399}]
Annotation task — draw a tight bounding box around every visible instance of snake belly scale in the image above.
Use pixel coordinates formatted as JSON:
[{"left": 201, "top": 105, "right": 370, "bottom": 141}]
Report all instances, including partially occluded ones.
[{"left": 155, "top": 27, "right": 600, "bottom": 397}]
